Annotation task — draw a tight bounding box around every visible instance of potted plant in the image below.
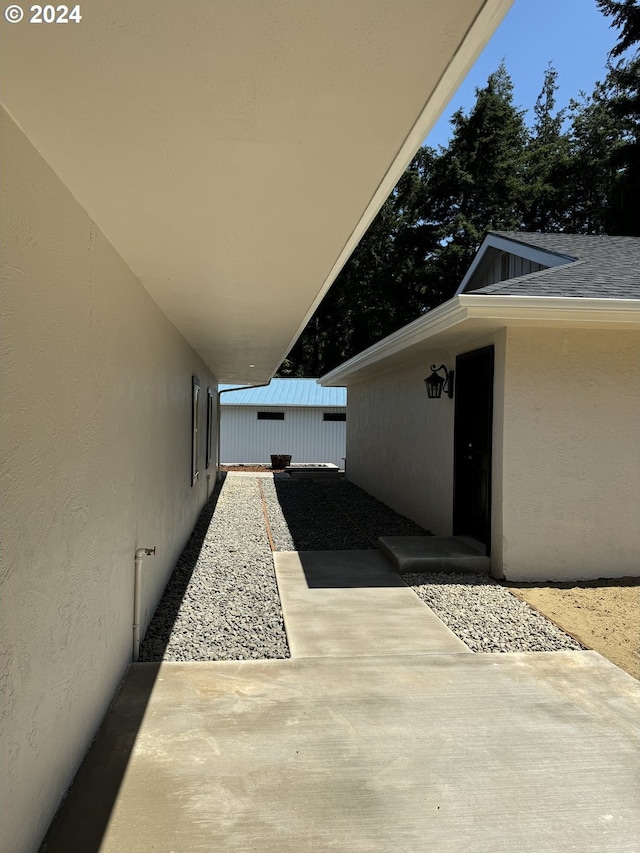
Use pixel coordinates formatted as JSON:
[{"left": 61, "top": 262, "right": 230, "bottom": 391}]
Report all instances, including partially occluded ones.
[{"left": 270, "top": 454, "right": 292, "bottom": 469}]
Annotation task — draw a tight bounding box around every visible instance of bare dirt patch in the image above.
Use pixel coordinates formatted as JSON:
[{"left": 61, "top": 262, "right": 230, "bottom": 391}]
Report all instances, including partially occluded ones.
[{"left": 502, "top": 578, "right": 640, "bottom": 679}]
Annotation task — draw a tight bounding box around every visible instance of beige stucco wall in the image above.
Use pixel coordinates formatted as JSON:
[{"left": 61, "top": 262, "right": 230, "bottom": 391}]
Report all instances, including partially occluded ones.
[
  {"left": 346, "top": 355, "right": 456, "bottom": 534},
  {"left": 0, "top": 108, "right": 218, "bottom": 853},
  {"left": 345, "top": 333, "right": 506, "bottom": 538},
  {"left": 345, "top": 324, "right": 639, "bottom": 582},
  {"left": 499, "top": 327, "right": 640, "bottom": 581},
  {"left": 347, "top": 330, "right": 506, "bottom": 536}
]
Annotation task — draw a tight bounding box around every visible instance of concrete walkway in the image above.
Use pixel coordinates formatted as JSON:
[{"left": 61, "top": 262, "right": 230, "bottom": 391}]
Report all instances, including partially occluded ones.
[
  {"left": 40, "top": 547, "right": 640, "bottom": 852},
  {"left": 274, "top": 550, "right": 470, "bottom": 657}
]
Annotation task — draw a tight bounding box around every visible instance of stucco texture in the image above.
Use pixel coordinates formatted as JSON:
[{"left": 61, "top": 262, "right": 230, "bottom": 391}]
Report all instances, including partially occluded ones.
[
  {"left": 0, "top": 108, "right": 217, "bottom": 853},
  {"left": 346, "top": 356, "right": 455, "bottom": 535},
  {"left": 500, "top": 327, "right": 640, "bottom": 581},
  {"left": 344, "top": 326, "right": 638, "bottom": 582}
]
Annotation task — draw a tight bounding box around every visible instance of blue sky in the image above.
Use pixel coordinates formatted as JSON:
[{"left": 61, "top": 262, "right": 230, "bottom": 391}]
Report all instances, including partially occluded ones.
[{"left": 425, "top": 0, "right": 621, "bottom": 149}]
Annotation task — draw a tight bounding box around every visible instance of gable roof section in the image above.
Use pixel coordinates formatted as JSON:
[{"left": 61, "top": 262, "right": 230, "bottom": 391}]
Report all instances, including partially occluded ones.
[
  {"left": 220, "top": 379, "right": 346, "bottom": 407},
  {"left": 470, "top": 232, "right": 640, "bottom": 299},
  {"left": 321, "top": 233, "right": 640, "bottom": 386}
]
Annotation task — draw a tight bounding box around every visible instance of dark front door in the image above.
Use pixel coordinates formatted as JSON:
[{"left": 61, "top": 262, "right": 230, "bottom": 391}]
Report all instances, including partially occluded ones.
[{"left": 453, "top": 346, "right": 494, "bottom": 552}]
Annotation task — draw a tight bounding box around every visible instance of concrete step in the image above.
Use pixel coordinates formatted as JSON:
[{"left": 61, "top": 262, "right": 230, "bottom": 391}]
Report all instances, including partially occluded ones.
[{"left": 378, "top": 535, "right": 491, "bottom": 575}]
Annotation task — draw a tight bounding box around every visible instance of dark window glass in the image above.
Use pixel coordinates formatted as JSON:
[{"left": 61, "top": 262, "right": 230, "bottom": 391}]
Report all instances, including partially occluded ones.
[
  {"left": 257, "top": 411, "right": 285, "bottom": 420},
  {"left": 323, "top": 412, "right": 346, "bottom": 422},
  {"left": 205, "top": 388, "right": 214, "bottom": 469},
  {"left": 191, "top": 376, "right": 200, "bottom": 485}
]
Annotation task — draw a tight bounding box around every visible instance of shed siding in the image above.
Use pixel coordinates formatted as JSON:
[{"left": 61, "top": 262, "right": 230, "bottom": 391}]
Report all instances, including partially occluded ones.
[{"left": 221, "top": 406, "right": 346, "bottom": 467}]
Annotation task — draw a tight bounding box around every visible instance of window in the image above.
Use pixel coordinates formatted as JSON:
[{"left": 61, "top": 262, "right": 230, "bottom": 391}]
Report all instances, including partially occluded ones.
[
  {"left": 205, "top": 387, "right": 214, "bottom": 470},
  {"left": 191, "top": 376, "right": 200, "bottom": 485},
  {"left": 323, "top": 412, "right": 346, "bottom": 422},
  {"left": 257, "top": 411, "right": 284, "bottom": 420}
]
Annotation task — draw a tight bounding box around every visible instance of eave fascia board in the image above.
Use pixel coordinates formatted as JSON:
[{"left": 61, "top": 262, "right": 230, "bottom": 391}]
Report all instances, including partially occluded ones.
[
  {"left": 276, "top": 0, "right": 513, "bottom": 376},
  {"left": 320, "top": 294, "right": 640, "bottom": 385},
  {"left": 458, "top": 293, "right": 640, "bottom": 321},
  {"left": 455, "top": 234, "right": 577, "bottom": 295}
]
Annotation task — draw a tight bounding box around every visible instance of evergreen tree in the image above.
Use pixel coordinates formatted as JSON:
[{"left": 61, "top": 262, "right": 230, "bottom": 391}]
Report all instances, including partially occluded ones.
[
  {"left": 596, "top": 0, "right": 640, "bottom": 55},
  {"left": 563, "top": 83, "right": 619, "bottom": 233},
  {"left": 522, "top": 65, "right": 572, "bottom": 231},
  {"left": 428, "top": 63, "right": 528, "bottom": 293},
  {"left": 596, "top": 0, "right": 640, "bottom": 234}
]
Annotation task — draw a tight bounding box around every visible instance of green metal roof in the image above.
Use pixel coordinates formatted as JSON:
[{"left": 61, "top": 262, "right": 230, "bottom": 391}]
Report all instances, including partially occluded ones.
[{"left": 219, "top": 378, "right": 346, "bottom": 407}]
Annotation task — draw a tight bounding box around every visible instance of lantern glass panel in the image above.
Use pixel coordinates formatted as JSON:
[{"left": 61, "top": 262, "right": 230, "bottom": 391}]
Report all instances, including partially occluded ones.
[{"left": 426, "top": 371, "right": 444, "bottom": 398}]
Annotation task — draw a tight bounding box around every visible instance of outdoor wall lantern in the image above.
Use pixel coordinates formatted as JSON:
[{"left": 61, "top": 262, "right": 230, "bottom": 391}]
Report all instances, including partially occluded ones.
[{"left": 424, "top": 364, "right": 454, "bottom": 399}]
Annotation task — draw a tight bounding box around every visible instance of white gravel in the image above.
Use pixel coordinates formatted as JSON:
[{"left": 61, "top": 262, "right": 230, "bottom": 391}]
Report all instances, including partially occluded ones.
[
  {"left": 140, "top": 473, "right": 583, "bottom": 661},
  {"left": 139, "top": 474, "right": 289, "bottom": 661},
  {"left": 260, "top": 476, "right": 427, "bottom": 551},
  {"left": 404, "top": 572, "right": 583, "bottom": 653}
]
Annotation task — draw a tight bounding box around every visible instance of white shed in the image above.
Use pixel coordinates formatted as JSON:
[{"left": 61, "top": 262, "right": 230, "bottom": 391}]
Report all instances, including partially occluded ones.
[{"left": 219, "top": 379, "right": 347, "bottom": 467}]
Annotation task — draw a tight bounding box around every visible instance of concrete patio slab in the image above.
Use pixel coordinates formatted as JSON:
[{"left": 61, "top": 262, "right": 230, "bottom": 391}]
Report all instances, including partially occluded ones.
[
  {"left": 40, "top": 652, "right": 640, "bottom": 853},
  {"left": 274, "top": 550, "right": 470, "bottom": 657},
  {"left": 379, "top": 535, "right": 491, "bottom": 574},
  {"left": 220, "top": 470, "right": 275, "bottom": 477}
]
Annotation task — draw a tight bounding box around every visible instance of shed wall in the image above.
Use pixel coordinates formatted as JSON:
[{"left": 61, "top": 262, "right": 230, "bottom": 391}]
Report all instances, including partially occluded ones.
[
  {"left": 221, "top": 406, "right": 346, "bottom": 467},
  {"left": 0, "top": 109, "right": 218, "bottom": 853}
]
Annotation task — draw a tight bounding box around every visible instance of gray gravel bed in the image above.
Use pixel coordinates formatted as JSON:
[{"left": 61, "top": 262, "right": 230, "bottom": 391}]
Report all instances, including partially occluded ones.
[
  {"left": 261, "top": 478, "right": 428, "bottom": 550},
  {"left": 139, "top": 474, "right": 289, "bottom": 661},
  {"left": 404, "top": 571, "right": 584, "bottom": 653},
  {"left": 140, "top": 473, "right": 583, "bottom": 661}
]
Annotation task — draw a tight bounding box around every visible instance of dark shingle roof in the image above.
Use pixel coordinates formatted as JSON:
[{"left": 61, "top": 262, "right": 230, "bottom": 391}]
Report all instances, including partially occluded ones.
[{"left": 473, "top": 232, "right": 640, "bottom": 299}]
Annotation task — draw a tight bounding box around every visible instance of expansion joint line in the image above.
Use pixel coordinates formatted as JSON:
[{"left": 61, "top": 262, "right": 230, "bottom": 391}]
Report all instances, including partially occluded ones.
[{"left": 257, "top": 479, "right": 276, "bottom": 552}]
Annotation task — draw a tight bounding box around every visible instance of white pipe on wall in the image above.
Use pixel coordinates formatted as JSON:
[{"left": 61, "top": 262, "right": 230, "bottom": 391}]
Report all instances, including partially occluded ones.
[{"left": 133, "top": 547, "right": 155, "bottom": 662}]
